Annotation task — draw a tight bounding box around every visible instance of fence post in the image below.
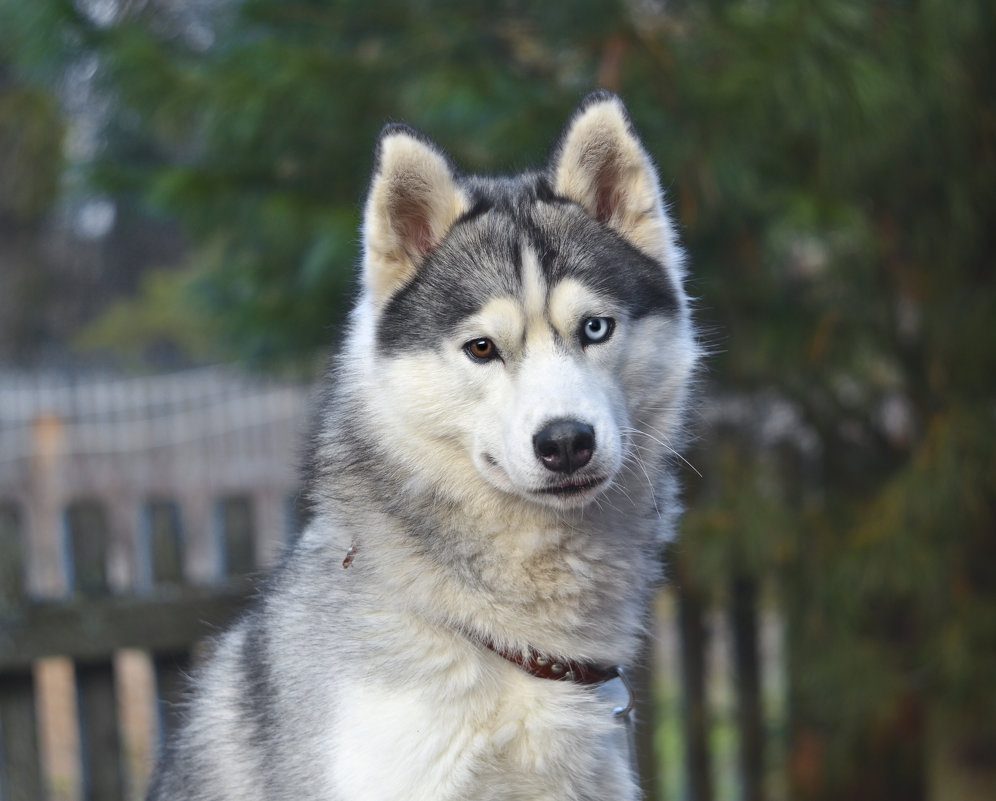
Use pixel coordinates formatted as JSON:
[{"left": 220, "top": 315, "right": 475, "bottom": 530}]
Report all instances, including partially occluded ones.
[
  {"left": 66, "top": 500, "right": 126, "bottom": 801},
  {"left": 679, "top": 585, "right": 712, "bottom": 801},
  {"left": 731, "top": 575, "right": 764, "bottom": 801},
  {"left": 0, "top": 503, "right": 44, "bottom": 801},
  {"left": 146, "top": 500, "right": 192, "bottom": 740},
  {"left": 632, "top": 639, "right": 662, "bottom": 801},
  {"left": 218, "top": 496, "right": 256, "bottom": 578}
]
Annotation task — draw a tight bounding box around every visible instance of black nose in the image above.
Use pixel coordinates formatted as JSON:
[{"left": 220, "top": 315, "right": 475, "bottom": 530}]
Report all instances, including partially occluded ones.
[{"left": 533, "top": 419, "right": 595, "bottom": 474}]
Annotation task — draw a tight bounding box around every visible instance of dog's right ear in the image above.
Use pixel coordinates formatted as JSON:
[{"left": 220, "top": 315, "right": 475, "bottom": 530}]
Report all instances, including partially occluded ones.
[
  {"left": 362, "top": 124, "right": 468, "bottom": 305},
  {"left": 551, "top": 91, "right": 679, "bottom": 271}
]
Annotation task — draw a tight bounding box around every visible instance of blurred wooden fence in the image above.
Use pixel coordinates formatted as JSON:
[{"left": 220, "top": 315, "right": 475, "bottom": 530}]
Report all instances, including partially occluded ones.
[
  {"left": 0, "top": 502, "right": 253, "bottom": 801},
  {"left": 0, "top": 368, "right": 308, "bottom": 801},
  {"left": 0, "top": 369, "right": 781, "bottom": 801}
]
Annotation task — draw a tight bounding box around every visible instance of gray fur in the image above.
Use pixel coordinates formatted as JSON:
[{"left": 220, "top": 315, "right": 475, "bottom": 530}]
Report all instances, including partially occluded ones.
[{"left": 148, "top": 93, "right": 699, "bottom": 801}]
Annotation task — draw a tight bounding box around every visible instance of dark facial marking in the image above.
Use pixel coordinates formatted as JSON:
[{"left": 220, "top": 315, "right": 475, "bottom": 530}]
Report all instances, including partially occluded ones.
[
  {"left": 453, "top": 196, "right": 493, "bottom": 227},
  {"left": 376, "top": 213, "right": 520, "bottom": 354},
  {"left": 375, "top": 174, "right": 678, "bottom": 355}
]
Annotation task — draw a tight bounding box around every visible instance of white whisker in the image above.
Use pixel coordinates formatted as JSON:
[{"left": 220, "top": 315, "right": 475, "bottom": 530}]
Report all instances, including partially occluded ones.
[{"left": 621, "top": 424, "right": 703, "bottom": 478}]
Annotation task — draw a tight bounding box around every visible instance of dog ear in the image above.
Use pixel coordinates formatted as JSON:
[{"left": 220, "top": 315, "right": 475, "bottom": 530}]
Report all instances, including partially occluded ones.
[
  {"left": 551, "top": 91, "right": 679, "bottom": 269},
  {"left": 362, "top": 124, "right": 468, "bottom": 304}
]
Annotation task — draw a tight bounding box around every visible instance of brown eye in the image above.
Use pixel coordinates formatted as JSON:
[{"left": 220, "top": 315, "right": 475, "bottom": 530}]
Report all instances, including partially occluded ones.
[{"left": 464, "top": 338, "right": 499, "bottom": 362}]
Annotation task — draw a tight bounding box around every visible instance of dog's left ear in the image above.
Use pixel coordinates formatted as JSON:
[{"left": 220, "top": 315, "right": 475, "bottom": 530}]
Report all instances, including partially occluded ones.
[
  {"left": 362, "top": 124, "right": 469, "bottom": 305},
  {"left": 551, "top": 91, "right": 678, "bottom": 269}
]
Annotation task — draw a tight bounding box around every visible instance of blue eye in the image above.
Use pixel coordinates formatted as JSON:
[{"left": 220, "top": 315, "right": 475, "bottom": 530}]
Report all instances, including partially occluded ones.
[{"left": 580, "top": 317, "right": 615, "bottom": 345}]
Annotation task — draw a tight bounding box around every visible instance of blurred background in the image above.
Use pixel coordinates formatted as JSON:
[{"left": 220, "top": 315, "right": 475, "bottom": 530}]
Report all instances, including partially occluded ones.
[{"left": 0, "top": 1, "right": 993, "bottom": 800}]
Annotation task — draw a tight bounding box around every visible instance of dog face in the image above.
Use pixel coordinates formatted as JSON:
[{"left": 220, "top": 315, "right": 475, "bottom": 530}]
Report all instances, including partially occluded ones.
[{"left": 351, "top": 93, "right": 697, "bottom": 512}]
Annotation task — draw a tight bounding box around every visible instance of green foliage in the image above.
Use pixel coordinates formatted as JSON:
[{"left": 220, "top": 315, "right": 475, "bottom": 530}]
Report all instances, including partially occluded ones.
[
  {"left": 2, "top": 0, "right": 643, "bottom": 368},
  {"left": 74, "top": 264, "right": 226, "bottom": 366},
  {"left": 0, "top": 85, "right": 63, "bottom": 221}
]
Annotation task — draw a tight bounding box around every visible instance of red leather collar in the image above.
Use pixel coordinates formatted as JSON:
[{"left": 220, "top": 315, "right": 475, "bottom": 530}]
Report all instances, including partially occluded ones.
[{"left": 480, "top": 639, "right": 621, "bottom": 685}]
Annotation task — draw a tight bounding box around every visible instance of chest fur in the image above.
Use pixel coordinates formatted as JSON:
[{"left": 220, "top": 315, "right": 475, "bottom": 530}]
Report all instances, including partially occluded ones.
[{"left": 327, "top": 670, "right": 637, "bottom": 801}]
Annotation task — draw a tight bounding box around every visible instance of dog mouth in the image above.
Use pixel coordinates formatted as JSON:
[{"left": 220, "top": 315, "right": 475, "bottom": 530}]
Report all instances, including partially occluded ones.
[
  {"left": 535, "top": 476, "right": 608, "bottom": 497},
  {"left": 479, "top": 452, "right": 609, "bottom": 501}
]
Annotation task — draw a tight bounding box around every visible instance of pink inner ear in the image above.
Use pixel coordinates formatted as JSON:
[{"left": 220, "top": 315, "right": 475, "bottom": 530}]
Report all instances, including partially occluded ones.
[
  {"left": 392, "top": 198, "right": 438, "bottom": 261},
  {"left": 595, "top": 184, "right": 616, "bottom": 225},
  {"left": 591, "top": 161, "right": 622, "bottom": 225},
  {"left": 404, "top": 216, "right": 436, "bottom": 259}
]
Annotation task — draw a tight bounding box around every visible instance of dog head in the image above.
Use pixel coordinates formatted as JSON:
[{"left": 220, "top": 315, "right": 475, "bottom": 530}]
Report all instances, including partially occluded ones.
[{"left": 349, "top": 92, "right": 697, "bottom": 513}]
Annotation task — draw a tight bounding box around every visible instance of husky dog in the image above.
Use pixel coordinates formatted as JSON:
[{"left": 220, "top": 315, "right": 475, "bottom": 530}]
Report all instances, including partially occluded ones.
[{"left": 148, "top": 91, "right": 698, "bottom": 801}]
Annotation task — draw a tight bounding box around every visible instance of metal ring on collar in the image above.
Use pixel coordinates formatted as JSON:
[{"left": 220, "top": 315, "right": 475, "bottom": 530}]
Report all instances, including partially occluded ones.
[{"left": 612, "top": 666, "right": 636, "bottom": 719}]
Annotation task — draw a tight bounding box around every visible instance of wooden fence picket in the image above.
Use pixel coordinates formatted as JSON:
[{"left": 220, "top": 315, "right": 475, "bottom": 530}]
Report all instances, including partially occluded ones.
[
  {"left": 66, "top": 499, "right": 126, "bottom": 801},
  {"left": 679, "top": 586, "right": 712, "bottom": 801},
  {"left": 732, "top": 576, "right": 764, "bottom": 801},
  {"left": 0, "top": 669, "right": 43, "bottom": 801},
  {"left": 218, "top": 496, "right": 255, "bottom": 579},
  {"left": 0, "top": 503, "right": 44, "bottom": 801},
  {"left": 147, "top": 498, "right": 193, "bottom": 742}
]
